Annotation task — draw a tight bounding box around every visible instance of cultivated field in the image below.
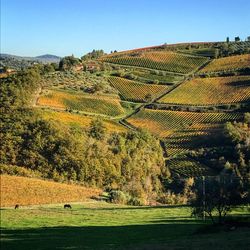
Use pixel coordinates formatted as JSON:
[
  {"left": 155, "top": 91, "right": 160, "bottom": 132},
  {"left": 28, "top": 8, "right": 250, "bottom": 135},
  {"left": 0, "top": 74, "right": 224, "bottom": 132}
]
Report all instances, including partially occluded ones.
[
  {"left": 126, "top": 109, "right": 242, "bottom": 137},
  {"left": 40, "top": 110, "right": 127, "bottom": 133},
  {"left": 102, "top": 51, "right": 209, "bottom": 74},
  {"left": 200, "top": 54, "right": 250, "bottom": 73},
  {"left": 159, "top": 76, "right": 250, "bottom": 105},
  {"left": 178, "top": 48, "right": 219, "bottom": 58},
  {"left": 109, "top": 76, "right": 169, "bottom": 102},
  {"left": 0, "top": 175, "right": 101, "bottom": 207},
  {"left": 37, "top": 89, "right": 125, "bottom": 117},
  {"left": 129, "top": 68, "right": 183, "bottom": 84},
  {"left": 167, "top": 155, "right": 217, "bottom": 177},
  {"left": 162, "top": 127, "right": 223, "bottom": 157}
]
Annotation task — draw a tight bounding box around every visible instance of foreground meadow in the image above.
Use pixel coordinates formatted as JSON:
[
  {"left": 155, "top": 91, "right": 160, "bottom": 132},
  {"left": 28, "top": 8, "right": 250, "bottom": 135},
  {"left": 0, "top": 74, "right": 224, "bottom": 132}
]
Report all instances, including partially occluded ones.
[{"left": 1, "top": 203, "right": 249, "bottom": 250}]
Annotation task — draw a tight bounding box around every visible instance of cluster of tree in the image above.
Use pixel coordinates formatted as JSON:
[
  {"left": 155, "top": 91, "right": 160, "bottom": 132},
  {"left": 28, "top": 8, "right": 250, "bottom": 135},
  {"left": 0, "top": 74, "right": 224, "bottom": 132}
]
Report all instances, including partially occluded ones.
[
  {"left": 226, "top": 36, "right": 250, "bottom": 42},
  {"left": 188, "top": 114, "right": 250, "bottom": 179},
  {"left": 0, "top": 68, "right": 168, "bottom": 204},
  {"left": 199, "top": 67, "right": 250, "bottom": 78},
  {"left": 59, "top": 55, "right": 81, "bottom": 70},
  {"left": 0, "top": 56, "right": 37, "bottom": 71},
  {"left": 40, "top": 70, "right": 115, "bottom": 94},
  {"left": 222, "top": 116, "right": 250, "bottom": 177},
  {"left": 191, "top": 175, "right": 249, "bottom": 224},
  {"left": 218, "top": 42, "right": 250, "bottom": 57},
  {"left": 147, "top": 103, "right": 250, "bottom": 113},
  {"left": 81, "top": 50, "right": 105, "bottom": 61}
]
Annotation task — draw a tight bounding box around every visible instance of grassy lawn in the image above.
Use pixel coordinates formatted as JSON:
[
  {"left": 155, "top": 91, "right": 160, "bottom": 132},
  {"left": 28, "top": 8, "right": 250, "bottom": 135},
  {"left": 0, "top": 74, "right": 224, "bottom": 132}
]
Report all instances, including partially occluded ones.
[{"left": 1, "top": 202, "right": 249, "bottom": 250}]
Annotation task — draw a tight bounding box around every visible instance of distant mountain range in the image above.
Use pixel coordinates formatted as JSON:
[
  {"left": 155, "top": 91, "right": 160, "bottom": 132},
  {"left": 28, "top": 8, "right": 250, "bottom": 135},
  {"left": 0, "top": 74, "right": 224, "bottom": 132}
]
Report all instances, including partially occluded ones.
[{"left": 0, "top": 53, "right": 61, "bottom": 63}]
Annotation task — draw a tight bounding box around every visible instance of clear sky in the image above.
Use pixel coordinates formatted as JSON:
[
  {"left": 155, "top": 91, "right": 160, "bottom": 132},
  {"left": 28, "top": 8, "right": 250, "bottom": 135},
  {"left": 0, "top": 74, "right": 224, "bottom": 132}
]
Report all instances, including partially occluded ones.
[{"left": 1, "top": 0, "right": 250, "bottom": 57}]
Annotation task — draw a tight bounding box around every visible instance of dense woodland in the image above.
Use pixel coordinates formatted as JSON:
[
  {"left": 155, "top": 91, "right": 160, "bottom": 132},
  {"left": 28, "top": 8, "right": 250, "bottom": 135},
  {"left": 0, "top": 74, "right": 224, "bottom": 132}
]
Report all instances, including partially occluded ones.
[{"left": 0, "top": 66, "right": 169, "bottom": 204}]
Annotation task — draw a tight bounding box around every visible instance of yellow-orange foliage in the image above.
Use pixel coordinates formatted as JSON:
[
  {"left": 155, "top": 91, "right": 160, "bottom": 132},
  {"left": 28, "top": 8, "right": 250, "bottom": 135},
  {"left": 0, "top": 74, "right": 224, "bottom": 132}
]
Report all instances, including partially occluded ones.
[
  {"left": 159, "top": 76, "right": 250, "bottom": 105},
  {"left": 200, "top": 54, "right": 250, "bottom": 73},
  {"left": 37, "top": 91, "right": 66, "bottom": 109},
  {"left": 127, "top": 109, "right": 242, "bottom": 138},
  {"left": 41, "top": 110, "right": 127, "bottom": 133},
  {"left": 0, "top": 175, "right": 101, "bottom": 207},
  {"left": 37, "top": 89, "right": 125, "bottom": 116}
]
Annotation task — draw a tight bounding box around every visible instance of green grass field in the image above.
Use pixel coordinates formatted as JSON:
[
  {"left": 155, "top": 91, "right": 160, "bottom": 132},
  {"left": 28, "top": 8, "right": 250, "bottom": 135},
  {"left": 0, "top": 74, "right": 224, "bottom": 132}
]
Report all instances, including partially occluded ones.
[{"left": 1, "top": 202, "right": 249, "bottom": 250}]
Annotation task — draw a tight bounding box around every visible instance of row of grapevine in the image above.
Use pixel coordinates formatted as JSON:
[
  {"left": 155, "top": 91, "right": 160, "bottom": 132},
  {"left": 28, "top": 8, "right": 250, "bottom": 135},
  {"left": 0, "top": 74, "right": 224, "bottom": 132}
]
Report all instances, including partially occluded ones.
[
  {"left": 108, "top": 77, "right": 169, "bottom": 102},
  {"left": 163, "top": 127, "right": 222, "bottom": 157},
  {"left": 167, "top": 155, "right": 217, "bottom": 177},
  {"left": 101, "top": 51, "right": 208, "bottom": 74},
  {"left": 159, "top": 76, "right": 250, "bottom": 105},
  {"left": 178, "top": 48, "right": 219, "bottom": 58},
  {"left": 130, "top": 69, "right": 183, "bottom": 84},
  {"left": 37, "top": 89, "right": 125, "bottom": 117},
  {"left": 41, "top": 110, "right": 127, "bottom": 133},
  {"left": 127, "top": 109, "right": 242, "bottom": 136},
  {"left": 227, "top": 41, "right": 250, "bottom": 52},
  {"left": 127, "top": 109, "right": 242, "bottom": 156},
  {"left": 200, "top": 54, "right": 250, "bottom": 73}
]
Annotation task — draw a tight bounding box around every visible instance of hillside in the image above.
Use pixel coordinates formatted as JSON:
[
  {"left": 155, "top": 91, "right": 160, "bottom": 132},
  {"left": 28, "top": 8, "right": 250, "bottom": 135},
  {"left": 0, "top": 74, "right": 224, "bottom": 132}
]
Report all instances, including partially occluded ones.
[
  {"left": 0, "top": 53, "right": 61, "bottom": 70},
  {"left": 0, "top": 53, "right": 61, "bottom": 63},
  {"left": 1, "top": 40, "right": 250, "bottom": 206},
  {"left": 0, "top": 175, "right": 101, "bottom": 207}
]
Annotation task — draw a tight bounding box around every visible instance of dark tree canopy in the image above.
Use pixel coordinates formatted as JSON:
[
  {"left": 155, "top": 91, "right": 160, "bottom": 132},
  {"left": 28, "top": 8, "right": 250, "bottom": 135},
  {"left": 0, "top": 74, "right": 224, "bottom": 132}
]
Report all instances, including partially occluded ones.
[
  {"left": 191, "top": 176, "right": 248, "bottom": 224},
  {"left": 59, "top": 56, "right": 80, "bottom": 70},
  {"left": 81, "top": 50, "right": 105, "bottom": 61}
]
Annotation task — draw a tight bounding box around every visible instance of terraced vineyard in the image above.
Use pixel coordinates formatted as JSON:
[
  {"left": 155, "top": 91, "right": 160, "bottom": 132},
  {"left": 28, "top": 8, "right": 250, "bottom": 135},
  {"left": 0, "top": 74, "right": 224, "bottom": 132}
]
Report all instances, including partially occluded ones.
[
  {"left": 163, "top": 126, "right": 223, "bottom": 156},
  {"left": 130, "top": 69, "right": 183, "bottom": 84},
  {"left": 178, "top": 48, "right": 219, "bottom": 58},
  {"left": 37, "top": 89, "right": 125, "bottom": 117},
  {"left": 127, "top": 109, "right": 243, "bottom": 137},
  {"left": 167, "top": 155, "right": 217, "bottom": 177},
  {"left": 101, "top": 51, "right": 209, "bottom": 74},
  {"left": 200, "top": 54, "right": 250, "bottom": 73},
  {"left": 109, "top": 77, "right": 169, "bottom": 102},
  {"left": 41, "top": 110, "right": 127, "bottom": 133},
  {"left": 159, "top": 76, "right": 250, "bottom": 105}
]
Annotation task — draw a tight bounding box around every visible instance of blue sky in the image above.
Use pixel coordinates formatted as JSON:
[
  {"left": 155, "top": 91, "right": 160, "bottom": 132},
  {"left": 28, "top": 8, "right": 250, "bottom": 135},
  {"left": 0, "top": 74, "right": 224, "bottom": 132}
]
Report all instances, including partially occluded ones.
[{"left": 1, "top": 0, "right": 250, "bottom": 57}]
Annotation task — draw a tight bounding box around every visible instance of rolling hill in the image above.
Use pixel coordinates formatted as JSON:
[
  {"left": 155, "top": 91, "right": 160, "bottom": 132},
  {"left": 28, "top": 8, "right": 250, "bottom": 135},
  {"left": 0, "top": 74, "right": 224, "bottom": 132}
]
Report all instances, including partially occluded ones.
[
  {"left": 1, "top": 175, "right": 101, "bottom": 207},
  {"left": 1, "top": 40, "right": 250, "bottom": 191}
]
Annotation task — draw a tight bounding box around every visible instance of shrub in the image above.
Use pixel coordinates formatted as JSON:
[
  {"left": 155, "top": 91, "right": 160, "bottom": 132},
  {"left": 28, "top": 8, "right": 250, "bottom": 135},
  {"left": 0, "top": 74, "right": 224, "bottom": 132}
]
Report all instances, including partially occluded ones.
[{"left": 109, "top": 190, "right": 130, "bottom": 204}]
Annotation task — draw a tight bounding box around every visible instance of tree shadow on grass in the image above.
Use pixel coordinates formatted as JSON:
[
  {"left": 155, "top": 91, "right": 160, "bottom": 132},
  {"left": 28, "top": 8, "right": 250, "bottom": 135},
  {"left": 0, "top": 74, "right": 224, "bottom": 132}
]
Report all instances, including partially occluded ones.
[
  {"left": 77, "top": 204, "right": 189, "bottom": 211},
  {"left": 1, "top": 221, "right": 250, "bottom": 250},
  {"left": 0, "top": 223, "right": 201, "bottom": 250}
]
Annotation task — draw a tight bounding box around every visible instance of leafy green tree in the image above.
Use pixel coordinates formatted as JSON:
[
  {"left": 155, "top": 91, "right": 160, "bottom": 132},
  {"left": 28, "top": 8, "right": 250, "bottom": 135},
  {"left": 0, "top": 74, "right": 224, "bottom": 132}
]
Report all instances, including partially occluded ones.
[
  {"left": 191, "top": 176, "right": 246, "bottom": 224},
  {"left": 244, "top": 113, "right": 250, "bottom": 124},
  {"left": 59, "top": 56, "right": 80, "bottom": 70},
  {"left": 235, "top": 36, "right": 240, "bottom": 42},
  {"left": 224, "top": 122, "right": 242, "bottom": 144},
  {"left": 81, "top": 50, "right": 105, "bottom": 61},
  {"left": 89, "top": 119, "right": 106, "bottom": 140}
]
